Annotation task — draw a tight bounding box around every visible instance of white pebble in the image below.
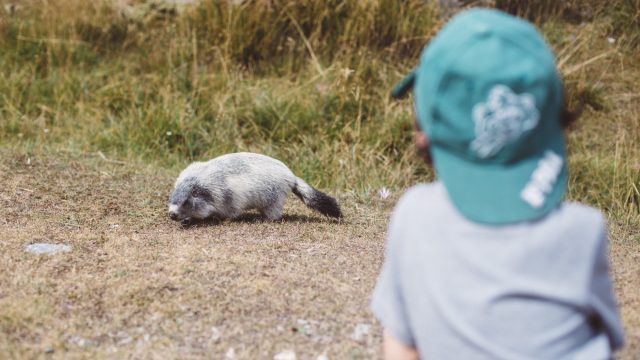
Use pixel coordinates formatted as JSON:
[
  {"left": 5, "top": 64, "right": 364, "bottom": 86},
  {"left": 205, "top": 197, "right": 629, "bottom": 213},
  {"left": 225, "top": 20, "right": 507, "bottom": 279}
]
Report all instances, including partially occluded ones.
[
  {"left": 210, "top": 326, "right": 221, "bottom": 342},
  {"left": 351, "top": 323, "right": 371, "bottom": 342},
  {"left": 274, "top": 350, "right": 296, "bottom": 360},
  {"left": 25, "top": 243, "right": 71, "bottom": 255}
]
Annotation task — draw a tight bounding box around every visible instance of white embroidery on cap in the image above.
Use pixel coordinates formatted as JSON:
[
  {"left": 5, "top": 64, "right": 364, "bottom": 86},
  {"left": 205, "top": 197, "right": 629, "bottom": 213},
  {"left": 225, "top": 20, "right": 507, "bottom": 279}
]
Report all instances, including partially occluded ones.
[
  {"left": 470, "top": 85, "right": 540, "bottom": 158},
  {"left": 520, "top": 150, "right": 563, "bottom": 208}
]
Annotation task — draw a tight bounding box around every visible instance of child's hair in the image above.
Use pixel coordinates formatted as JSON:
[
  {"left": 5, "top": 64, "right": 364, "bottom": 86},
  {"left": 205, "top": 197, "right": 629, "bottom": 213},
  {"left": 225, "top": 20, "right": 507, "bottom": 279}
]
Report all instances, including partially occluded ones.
[{"left": 561, "top": 92, "right": 582, "bottom": 129}]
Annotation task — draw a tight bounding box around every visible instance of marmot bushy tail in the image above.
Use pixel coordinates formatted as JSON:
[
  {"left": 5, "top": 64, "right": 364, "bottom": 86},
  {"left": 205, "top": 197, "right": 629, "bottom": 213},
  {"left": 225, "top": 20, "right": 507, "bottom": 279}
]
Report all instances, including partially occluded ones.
[{"left": 292, "top": 177, "right": 342, "bottom": 219}]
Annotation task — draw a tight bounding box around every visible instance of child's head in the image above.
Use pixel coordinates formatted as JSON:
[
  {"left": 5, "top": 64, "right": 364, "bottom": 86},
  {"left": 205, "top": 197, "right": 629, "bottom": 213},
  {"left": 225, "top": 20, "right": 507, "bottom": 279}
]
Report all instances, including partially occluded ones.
[{"left": 393, "top": 8, "right": 570, "bottom": 225}]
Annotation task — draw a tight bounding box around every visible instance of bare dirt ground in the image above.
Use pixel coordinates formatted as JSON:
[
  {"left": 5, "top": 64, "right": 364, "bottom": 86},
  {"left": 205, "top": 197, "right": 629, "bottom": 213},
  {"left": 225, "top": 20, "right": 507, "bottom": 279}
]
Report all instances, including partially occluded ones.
[{"left": 1, "top": 149, "right": 638, "bottom": 359}]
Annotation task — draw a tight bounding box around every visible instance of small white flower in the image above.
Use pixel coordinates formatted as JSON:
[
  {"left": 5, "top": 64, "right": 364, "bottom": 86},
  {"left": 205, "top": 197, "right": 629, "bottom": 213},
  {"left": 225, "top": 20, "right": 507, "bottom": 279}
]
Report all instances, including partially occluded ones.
[
  {"left": 607, "top": 37, "right": 616, "bottom": 44},
  {"left": 378, "top": 187, "right": 391, "bottom": 200},
  {"left": 166, "top": 131, "right": 172, "bottom": 136},
  {"left": 341, "top": 68, "right": 355, "bottom": 78},
  {"left": 315, "top": 84, "right": 330, "bottom": 94}
]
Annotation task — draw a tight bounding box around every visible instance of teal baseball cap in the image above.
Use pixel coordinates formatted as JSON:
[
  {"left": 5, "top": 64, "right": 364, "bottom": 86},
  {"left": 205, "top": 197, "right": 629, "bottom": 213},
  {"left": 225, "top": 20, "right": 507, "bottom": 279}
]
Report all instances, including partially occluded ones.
[{"left": 394, "top": 8, "right": 567, "bottom": 225}]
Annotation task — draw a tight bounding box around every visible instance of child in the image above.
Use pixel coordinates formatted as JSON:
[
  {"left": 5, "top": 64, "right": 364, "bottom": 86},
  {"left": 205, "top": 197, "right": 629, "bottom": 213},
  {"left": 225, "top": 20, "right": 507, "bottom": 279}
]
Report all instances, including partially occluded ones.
[{"left": 371, "top": 8, "right": 625, "bottom": 359}]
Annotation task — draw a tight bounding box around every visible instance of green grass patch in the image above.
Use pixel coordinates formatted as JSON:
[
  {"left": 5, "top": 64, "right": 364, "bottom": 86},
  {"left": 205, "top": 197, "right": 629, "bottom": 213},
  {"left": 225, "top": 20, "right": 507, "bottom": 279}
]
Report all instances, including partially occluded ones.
[{"left": 0, "top": 0, "right": 638, "bottom": 223}]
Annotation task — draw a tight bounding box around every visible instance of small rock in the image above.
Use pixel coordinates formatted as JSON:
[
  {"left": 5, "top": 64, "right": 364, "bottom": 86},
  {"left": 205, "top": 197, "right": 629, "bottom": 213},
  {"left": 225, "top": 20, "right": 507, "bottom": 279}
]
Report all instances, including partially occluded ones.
[
  {"left": 225, "top": 348, "right": 236, "bottom": 359},
  {"left": 210, "top": 326, "right": 221, "bottom": 342},
  {"left": 351, "top": 323, "right": 371, "bottom": 342},
  {"left": 296, "top": 319, "right": 313, "bottom": 336},
  {"left": 69, "top": 335, "right": 94, "bottom": 348},
  {"left": 317, "top": 353, "right": 329, "bottom": 360},
  {"left": 116, "top": 331, "right": 133, "bottom": 346},
  {"left": 25, "top": 243, "right": 71, "bottom": 255},
  {"left": 274, "top": 350, "right": 296, "bottom": 360}
]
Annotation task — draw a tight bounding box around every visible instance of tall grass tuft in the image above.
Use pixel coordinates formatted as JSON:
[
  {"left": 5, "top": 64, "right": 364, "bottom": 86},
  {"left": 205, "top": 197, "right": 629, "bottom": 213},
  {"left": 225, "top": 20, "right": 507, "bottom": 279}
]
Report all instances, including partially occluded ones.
[
  {"left": 0, "top": 0, "right": 438, "bottom": 193},
  {"left": 0, "top": 0, "right": 638, "bottom": 220},
  {"left": 494, "top": 0, "right": 640, "bottom": 48}
]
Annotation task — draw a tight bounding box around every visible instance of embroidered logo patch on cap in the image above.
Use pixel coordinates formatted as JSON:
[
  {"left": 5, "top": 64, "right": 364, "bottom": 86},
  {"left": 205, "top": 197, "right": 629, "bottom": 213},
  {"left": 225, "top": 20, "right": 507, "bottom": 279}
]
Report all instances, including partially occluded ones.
[{"left": 470, "top": 85, "right": 539, "bottom": 158}]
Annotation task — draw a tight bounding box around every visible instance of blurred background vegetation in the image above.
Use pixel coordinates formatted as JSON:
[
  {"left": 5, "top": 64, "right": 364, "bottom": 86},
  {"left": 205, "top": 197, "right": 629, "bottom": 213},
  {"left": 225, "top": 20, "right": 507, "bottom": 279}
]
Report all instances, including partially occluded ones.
[{"left": 0, "top": 0, "right": 638, "bottom": 221}]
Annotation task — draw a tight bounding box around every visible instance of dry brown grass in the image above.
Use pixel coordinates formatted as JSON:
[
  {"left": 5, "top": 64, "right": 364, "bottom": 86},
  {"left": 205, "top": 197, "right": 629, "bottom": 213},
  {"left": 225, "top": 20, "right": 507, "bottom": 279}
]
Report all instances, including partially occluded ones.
[
  {"left": 0, "top": 149, "right": 396, "bottom": 359},
  {"left": 0, "top": 148, "right": 638, "bottom": 359}
]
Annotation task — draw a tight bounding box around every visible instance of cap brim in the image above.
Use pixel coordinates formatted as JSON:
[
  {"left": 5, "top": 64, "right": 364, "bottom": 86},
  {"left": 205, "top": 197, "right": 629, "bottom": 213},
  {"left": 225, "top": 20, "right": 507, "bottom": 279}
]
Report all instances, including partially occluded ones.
[
  {"left": 391, "top": 70, "right": 416, "bottom": 99},
  {"left": 431, "top": 133, "right": 568, "bottom": 225}
]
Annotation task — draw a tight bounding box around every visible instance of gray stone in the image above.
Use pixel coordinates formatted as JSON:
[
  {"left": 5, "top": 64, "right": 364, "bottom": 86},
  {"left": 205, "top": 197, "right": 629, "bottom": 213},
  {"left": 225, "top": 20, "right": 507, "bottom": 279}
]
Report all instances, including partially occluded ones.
[
  {"left": 25, "top": 243, "right": 71, "bottom": 255},
  {"left": 351, "top": 323, "right": 371, "bottom": 342}
]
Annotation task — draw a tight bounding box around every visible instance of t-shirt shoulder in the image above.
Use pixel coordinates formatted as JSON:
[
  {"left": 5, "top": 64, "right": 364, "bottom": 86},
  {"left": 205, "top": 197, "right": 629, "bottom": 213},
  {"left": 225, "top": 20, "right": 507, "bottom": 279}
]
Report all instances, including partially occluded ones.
[
  {"left": 554, "top": 201, "right": 607, "bottom": 236},
  {"left": 398, "top": 182, "right": 443, "bottom": 201},
  {"left": 393, "top": 182, "right": 449, "bottom": 217},
  {"left": 394, "top": 183, "right": 608, "bottom": 250},
  {"left": 398, "top": 183, "right": 605, "bottom": 226}
]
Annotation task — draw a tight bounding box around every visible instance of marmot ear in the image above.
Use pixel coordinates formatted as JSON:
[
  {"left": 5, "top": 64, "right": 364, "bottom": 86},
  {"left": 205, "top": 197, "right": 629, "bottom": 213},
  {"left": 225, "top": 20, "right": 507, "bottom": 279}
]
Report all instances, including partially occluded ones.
[{"left": 191, "top": 184, "right": 214, "bottom": 203}]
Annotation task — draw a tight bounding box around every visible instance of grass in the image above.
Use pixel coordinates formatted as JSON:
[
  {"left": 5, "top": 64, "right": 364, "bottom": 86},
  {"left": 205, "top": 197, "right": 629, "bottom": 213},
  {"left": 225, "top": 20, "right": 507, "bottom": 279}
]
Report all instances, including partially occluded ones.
[
  {"left": 0, "top": 0, "right": 639, "bottom": 358},
  {"left": 0, "top": 150, "right": 394, "bottom": 358},
  {"left": 1, "top": 0, "right": 637, "bottom": 198},
  {"left": 1, "top": 0, "right": 440, "bottom": 193},
  {"left": 0, "top": 147, "right": 638, "bottom": 359}
]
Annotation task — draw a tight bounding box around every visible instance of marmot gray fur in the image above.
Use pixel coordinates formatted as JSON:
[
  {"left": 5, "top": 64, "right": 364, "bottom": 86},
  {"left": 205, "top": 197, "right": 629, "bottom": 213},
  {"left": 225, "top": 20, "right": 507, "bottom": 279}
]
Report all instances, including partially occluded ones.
[{"left": 168, "top": 152, "right": 342, "bottom": 222}]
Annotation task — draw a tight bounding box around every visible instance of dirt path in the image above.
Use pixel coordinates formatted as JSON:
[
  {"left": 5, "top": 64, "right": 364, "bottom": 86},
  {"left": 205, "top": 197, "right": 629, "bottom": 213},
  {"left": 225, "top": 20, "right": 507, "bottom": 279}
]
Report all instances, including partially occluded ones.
[{"left": 0, "top": 150, "right": 638, "bottom": 359}]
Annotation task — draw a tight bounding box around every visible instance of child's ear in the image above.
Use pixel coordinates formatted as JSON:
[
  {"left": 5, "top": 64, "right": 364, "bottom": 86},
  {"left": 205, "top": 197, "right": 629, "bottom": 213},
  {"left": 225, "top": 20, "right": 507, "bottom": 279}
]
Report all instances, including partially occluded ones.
[
  {"left": 415, "top": 130, "right": 429, "bottom": 148},
  {"left": 414, "top": 120, "right": 430, "bottom": 147},
  {"left": 561, "top": 84, "right": 583, "bottom": 129},
  {"left": 414, "top": 121, "right": 433, "bottom": 165}
]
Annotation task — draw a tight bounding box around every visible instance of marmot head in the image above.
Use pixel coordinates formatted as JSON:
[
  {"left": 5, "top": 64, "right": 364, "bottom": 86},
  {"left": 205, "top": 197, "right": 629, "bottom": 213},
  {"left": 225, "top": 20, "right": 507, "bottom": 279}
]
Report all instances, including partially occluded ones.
[{"left": 168, "top": 177, "right": 215, "bottom": 222}]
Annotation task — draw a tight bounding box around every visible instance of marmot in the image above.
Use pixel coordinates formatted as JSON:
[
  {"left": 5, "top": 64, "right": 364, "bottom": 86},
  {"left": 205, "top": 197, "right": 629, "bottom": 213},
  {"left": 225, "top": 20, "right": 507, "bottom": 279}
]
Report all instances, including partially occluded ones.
[{"left": 168, "top": 152, "right": 342, "bottom": 222}]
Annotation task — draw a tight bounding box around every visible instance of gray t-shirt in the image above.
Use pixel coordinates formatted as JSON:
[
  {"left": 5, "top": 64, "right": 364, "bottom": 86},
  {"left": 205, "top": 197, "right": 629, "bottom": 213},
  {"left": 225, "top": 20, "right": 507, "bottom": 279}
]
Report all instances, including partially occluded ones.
[{"left": 371, "top": 182, "right": 624, "bottom": 359}]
